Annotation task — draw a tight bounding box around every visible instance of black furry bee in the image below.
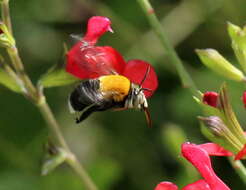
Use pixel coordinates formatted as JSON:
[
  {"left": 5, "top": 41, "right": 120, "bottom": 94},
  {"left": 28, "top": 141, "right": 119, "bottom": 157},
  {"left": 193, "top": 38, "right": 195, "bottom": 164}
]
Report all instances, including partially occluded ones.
[{"left": 68, "top": 69, "right": 153, "bottom": 127}]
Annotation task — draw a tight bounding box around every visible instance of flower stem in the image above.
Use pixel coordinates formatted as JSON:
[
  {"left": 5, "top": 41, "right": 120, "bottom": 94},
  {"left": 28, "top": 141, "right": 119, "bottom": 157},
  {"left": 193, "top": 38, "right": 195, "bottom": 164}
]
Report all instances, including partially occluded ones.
[
  {"left": 136, "top": 0, "right": 199, "bottom": 97},
  {"left": 7, "top": 47, "right": 38, "bottom": 100},
  {"left": 228, "top": 157, "right": 246, "bottom": 185},
  {"left": 37, "top": 100, "right": 98, "bottom": 190},
  {"left": 1, "top": 2, "right": 98, "bottom": 190}
]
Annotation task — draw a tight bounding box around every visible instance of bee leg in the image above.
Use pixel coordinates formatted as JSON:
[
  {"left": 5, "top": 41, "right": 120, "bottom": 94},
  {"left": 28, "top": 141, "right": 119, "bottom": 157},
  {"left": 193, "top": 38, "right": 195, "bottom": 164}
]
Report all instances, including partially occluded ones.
[{"left": 76, "top": 106, "right": 98, "bottom": 124}]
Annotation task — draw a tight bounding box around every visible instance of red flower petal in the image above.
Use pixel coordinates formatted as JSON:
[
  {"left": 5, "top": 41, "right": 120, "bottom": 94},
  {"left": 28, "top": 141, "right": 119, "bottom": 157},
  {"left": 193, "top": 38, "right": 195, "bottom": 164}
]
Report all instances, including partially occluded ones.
[
  {"left": 182, "top": 143, "right": 230, "bottom": 190},
  {"left": 182, "top": 180, "right": 211, "bottom": 190},
  {"left": 155, "top": 182, "right": 178, "bottom": 190},
  {"left": 242, "top": 91, "right": 246, "bottom": 109},
  {"left": 235, "top": 144, "right": 246, "bottom": 160},
  {"left": 123, "top": 60, "right": 158, "bottom": 98},
  {"left": 83, "top": 16, "right": 112, "bottom": 45},
  {"left": 203, "top": 92, "right": 219, "bottom": 107},
  {"left": 198, "top": 143, "right": 233, "bottom": 157},
  {"left": 66, "top": 44, "right": 126, "bottom": 79}
]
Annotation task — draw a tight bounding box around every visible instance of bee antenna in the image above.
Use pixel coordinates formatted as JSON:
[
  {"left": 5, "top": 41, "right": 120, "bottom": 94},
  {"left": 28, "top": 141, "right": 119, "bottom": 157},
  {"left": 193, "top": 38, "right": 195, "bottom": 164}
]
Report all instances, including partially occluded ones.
[{"left": 139, "top": 65, "right": 151, "bottom": 87}]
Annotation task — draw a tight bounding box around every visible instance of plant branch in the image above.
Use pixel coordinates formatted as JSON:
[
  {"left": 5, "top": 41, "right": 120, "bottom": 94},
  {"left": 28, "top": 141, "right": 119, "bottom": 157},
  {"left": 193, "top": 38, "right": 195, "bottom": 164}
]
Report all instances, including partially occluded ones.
[
  {"left": 137, "top": 0, "right": 246, "bottom": 184},
  {"left": 136, "top": 0, "right": 199, "bottom": 97},
  {"left": 7, "top": 47, "right": 38, "bottom": 100},
  {"left": 1, "top": 1, "right": 98, "bottom": 190},
  {"left": 37, "top": 99, "right": 98, "bottom": 190},
  {"left": 228, "top": 157, "right": 246, "bottom": 185}
]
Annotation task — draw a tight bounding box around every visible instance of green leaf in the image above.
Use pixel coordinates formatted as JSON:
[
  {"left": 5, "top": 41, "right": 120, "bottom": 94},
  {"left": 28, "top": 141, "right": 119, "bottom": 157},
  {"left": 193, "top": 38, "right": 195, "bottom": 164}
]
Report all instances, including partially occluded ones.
[
  {"left": 0, "top": 22, "right": 16, "bottom": 47},
  {"left": 0, "top": 69, "right": 21, "bottom": 92},
  {"left": 38, "top": 65, "right": 80, "bottom": 88},
  {"left": 196, "top": 49, "right": 245, "bottom": 81},
  {"left": 227, "top": 22, "right": 246, "bottom": 73}
]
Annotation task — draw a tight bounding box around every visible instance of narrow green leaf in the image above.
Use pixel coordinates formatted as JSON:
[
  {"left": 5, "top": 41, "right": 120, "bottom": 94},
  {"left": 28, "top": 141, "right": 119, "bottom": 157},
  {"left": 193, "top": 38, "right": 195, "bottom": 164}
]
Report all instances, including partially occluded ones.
[
  {"left": 219, "top": 84, "right": 246, "bottom": 145},
  {"left": 38, "top": 65, "right": 80, "bottom": 88},
  {"left": 0, "top": 69, "right": 21, "bottom": 92},
  {"left": 227, "top": 22, "right": 246, "bottom": 73},
  {"left": 196, "top": 49, "right": 245, "bottom": 81}
]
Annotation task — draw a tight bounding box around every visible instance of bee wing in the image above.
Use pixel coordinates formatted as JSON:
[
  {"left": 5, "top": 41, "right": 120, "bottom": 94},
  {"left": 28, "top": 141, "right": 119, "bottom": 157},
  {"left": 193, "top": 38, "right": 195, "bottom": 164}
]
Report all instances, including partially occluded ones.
[
  {"left": 66, "top": 40, "right": 127, "bottom": 79},
  {"left": 123, "top": 60, "right": 158, "bottom": 98}
]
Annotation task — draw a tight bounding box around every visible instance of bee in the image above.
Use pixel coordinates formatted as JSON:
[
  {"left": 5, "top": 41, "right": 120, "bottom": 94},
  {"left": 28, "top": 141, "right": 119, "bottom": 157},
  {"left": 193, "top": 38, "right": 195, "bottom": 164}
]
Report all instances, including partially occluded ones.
[
  {"left": 66, "top": 16, "right": 158, "bottom": 127},
  {"left": 68, "top": 65, "right": 153, "bottom": 127}
]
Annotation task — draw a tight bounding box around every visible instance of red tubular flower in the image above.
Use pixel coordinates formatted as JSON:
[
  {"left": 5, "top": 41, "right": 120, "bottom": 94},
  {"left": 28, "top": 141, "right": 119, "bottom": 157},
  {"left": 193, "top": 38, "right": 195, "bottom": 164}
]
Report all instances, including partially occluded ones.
[
  {"left": 66, "top": 16, "right": 158, "bottom": 97},
  {"left": 197, "top": 143, "right": 233, "bottom": 157},
  {"left": 123, "top": 60, "right": 158, "bottom": 97},
  {"left": 155, "top": 142, "right": 231, "bottom": 190},
  {"left": 203, "top": 92, "right": 219, "bottom": 108},
  {"left": 182, "top": 143, "right": 230, "bottom": 190}
]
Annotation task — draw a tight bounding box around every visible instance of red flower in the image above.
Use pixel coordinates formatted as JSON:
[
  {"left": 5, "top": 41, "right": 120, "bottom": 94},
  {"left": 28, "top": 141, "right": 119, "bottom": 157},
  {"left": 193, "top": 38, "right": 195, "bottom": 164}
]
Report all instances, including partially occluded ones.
[
  {"left": 66, "top": 16, "right": 158, "bottom": 97},
  {"left": 203, "top": 92, "right": 219, "bottom": 108},
  {"left": 155, "top": 142, "right": 231, "bottom": 190}
]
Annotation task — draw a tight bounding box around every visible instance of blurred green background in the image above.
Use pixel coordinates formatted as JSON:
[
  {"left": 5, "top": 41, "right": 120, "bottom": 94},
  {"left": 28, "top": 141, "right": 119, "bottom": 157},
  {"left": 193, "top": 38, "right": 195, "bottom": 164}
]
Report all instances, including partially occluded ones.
[{"left": 0, "top": 0, "right": 246, "bottom": 189}]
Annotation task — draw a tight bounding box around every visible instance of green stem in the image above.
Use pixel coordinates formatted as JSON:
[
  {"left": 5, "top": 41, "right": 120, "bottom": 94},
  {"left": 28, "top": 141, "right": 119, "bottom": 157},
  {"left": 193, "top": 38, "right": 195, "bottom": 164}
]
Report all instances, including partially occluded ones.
[
  {"left": 136, "top": 0, "right": 199, "bottom": 97},
  {"left": 137, "top": 0, "right": 246, "bottom": 185},
  {"left": 7, "top": 47, "right": 38, "bottom": 100},
  {"left": 228, "top": 157, "right": 246, "bottom": 185},
  {"left": 37, "top": 100, "right": 98, "bottom": 190},
  {"left": 37, "top": 99, "right": 69, "bottom": 149},
  {"left": 1, "top": 1, "right": 98, "bottom": 190}
]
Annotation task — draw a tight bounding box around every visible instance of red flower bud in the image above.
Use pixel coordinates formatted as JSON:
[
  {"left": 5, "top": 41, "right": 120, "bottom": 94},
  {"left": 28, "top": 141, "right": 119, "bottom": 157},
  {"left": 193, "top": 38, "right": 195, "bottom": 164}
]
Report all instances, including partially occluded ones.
[
  {"left": 203, "top": 91, "right": 219, "bottom": 107},
  {"left": 242, "top": 91, "right": 246, "bottom": 108},
  {"left": 155, "top": 182, "right": 178, "bottom": 190}
]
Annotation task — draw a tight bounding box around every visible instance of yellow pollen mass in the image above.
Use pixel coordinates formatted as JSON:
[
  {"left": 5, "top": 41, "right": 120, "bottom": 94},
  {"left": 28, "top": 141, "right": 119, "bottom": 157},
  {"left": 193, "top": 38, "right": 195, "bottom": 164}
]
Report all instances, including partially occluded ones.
[{"left": 99, "top": 75, "right": 131, "bottom": 102}]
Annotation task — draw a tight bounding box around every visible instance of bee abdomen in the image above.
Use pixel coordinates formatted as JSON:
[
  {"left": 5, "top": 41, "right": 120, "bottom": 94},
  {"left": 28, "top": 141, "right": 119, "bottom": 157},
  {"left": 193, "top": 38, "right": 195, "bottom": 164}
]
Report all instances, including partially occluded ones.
[{"left": 69, "top": 79, "right": 102, "bottom": 112}]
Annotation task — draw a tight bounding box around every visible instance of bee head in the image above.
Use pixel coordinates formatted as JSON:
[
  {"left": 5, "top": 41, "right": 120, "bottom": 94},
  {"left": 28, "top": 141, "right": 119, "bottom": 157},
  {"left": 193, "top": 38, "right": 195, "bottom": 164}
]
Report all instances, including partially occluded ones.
[{"left": 124, "top": 65, "right": 153, "bottom": 127}]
